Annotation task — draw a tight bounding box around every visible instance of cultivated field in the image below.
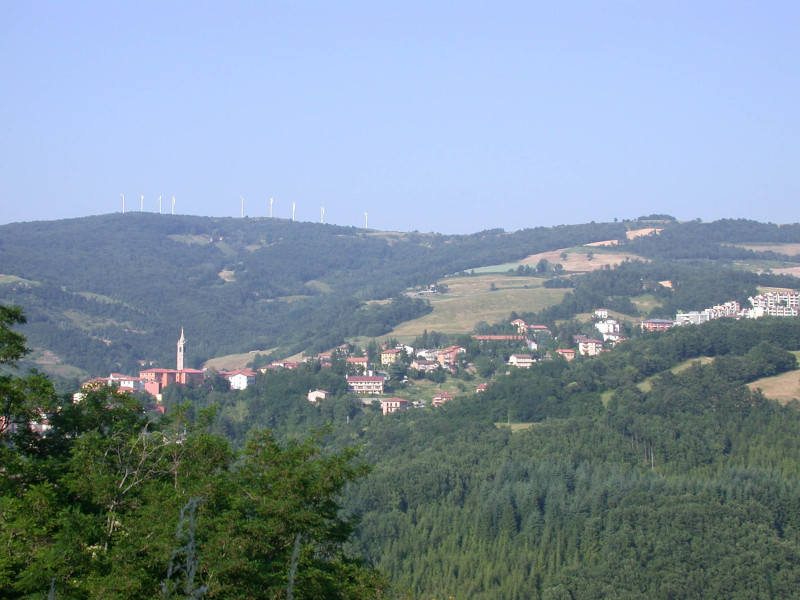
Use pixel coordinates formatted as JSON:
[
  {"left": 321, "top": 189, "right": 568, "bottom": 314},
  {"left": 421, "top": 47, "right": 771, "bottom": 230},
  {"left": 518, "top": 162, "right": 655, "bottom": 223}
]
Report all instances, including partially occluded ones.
[
  {"left": 748, "top": 352, "right": 800, "bottom": 405},
  {"left": 378, "top": 274, "right": 569, "bottom": 343},
  {"left": 205, "top": 349, "right": 276, "bottom": 371},
  {"left": 735, "top": 243, "right": 800, "bottom": 255},
  {"left": 585, "top": 227, "right": 663, "bottom": 247},
  {"left": 520, "top": 247, "right": 640, "bottom": 273}
]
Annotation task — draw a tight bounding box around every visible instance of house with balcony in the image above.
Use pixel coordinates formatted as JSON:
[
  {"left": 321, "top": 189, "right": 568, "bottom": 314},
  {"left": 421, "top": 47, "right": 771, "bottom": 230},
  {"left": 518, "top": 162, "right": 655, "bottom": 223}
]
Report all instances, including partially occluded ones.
[
  {"left": 347, "top": 375, "right": 385, "bottom": 395},
  {"left": 508, "top": 354, "right": 534, "bottom": 368},
  {"left": 437, "top": 346, "right": 466, "bottom": 366},
  {"left": 432, "top": 392, "right": 455, "bottom": 407},
  {"left": 381, "top": 397, "right": 410, "bottom": 415},
  {"left": 578, "top": 339, "right": 604, "bottom": 356},
  {"left": 640, "top": 319, "right": 676, "bottom": 332},
  {"left": 410, "top": 359, "right": 439, "bottom": 372},
  {"left": 380, "top": 348, "right": 404, "bottom": 366}
]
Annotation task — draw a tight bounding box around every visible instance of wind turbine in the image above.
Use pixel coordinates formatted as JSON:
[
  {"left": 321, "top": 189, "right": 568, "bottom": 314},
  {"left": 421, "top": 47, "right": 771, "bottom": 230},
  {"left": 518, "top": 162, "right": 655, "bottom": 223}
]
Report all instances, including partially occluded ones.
[
  {"left": 320, "top": 207, "right": 325, "bottom": 224},
  {"left": 240, "top": 195, "right": 244, "bottom": 218},
  {"left": 364, "top": 211, "right": 368, "bottom": 229},
  {"left": 158, "top": 195, "right": 162, "bottom": 214},
  {"left": 140, "top": 194, "right": 144, "bottom": 212},
  {"left": 171, "top": 196, "right": 175, "bottom": 215},
  {"left": 269, "top": 197, "right": 274, "bottom": 218},
  {"left": 292, "top": 202, "right": 296, "bottom": 222},
  {"left": 121, "top": 193, "right": 125, "bottom": 214}
]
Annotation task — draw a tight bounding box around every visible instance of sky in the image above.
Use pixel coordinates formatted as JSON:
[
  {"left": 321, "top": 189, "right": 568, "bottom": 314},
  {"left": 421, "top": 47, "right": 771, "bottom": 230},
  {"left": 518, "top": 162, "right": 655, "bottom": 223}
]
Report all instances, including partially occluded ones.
[{"left": 2, "top": 1, "right": 799, "bottom": 234}]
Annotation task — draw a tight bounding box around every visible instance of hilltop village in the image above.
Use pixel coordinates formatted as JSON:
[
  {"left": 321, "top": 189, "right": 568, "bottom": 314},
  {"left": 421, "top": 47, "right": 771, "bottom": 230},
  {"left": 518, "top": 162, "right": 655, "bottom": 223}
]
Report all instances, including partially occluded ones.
[{"left": 83, "top": 290, "right": 800, "bottom": 416}]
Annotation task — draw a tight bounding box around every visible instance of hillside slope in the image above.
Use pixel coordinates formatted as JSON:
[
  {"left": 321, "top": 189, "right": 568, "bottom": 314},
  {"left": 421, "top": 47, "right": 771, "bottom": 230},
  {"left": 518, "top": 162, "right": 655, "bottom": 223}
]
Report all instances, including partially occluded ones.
[{"left": 0, "top": 213, "right": 627, "bottom": 376}]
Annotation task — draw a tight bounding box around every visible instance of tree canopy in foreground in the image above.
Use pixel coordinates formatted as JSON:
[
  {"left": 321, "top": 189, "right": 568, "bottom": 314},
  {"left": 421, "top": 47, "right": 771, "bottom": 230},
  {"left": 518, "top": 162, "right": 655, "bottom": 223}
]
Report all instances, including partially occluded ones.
[{"left": 0, "top": 305, "right": 388, "bottom": 600}]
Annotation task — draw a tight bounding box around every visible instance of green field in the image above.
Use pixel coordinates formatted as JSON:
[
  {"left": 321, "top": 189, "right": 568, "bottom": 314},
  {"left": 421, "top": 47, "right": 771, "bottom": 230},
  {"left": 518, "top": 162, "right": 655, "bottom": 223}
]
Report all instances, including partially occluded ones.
[
  {"left": 0, "top": 274, "right": 40, "bottom": 285},
  {"left": 747, "top": 351, "right": 800, "bottom": 405},
  {"left": 205, "top": 349, "right": 277, "bottom": 371},
  {"left": 376, "top": 274, "right": 568, "bottom": 343},
  {"left": 600, "top": 353, "right": 800, "bottom": 407}
]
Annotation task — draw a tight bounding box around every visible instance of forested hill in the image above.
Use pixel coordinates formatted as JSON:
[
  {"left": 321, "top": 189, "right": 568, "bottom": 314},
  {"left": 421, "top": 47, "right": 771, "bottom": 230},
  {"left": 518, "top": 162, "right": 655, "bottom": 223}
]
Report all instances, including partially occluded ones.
[
  {"left": 2, "top": 214, "right": 800, "bottom": 380},
  {"left": 0, "top": 213, "right": 624, "bottom": 377}
]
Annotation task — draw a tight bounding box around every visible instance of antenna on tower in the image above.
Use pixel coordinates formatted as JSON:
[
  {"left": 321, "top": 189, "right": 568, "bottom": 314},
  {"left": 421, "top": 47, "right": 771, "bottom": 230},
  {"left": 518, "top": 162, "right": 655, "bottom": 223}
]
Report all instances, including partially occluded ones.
[
  {"left": 171, "top": 196, "right": 175, "bottom": 215},
  {"left": 321, "top": 207, "right": 325, "bottom": 224},
  {"left": 240, "top": 195, "right": 244, "bottom": 218},
  {"left": 158, "top": 195, "right": 162, "bottom": 214},
  {"left": 140, "top": 194, "right": 144, "bottom": 212},
  {"left": 292, "top": 202, "right": 296, "bottom": 222},
  {"left": 269, "top": 197, "right": 274, "bottom": 218},
  {"left": 121, "top": 194, "right": 125, "bottom": 214},
  {"left": 364, "top": 211, "right": 368, "bottom": 229}
]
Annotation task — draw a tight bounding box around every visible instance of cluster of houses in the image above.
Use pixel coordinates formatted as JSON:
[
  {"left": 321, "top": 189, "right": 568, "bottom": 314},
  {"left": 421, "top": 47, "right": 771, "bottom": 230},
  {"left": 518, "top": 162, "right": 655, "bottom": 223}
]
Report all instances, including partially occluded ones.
[
  {"left": 82, "top": 365, "right": 261, "bottom": 399},
  {"left": 79, "top": 288, "right": 800, "bottom": 418},
  {"left": 81, "top": 330, "right": 262, "bottom": 402},
  {"left": 641, "top": 291, "right": 800, "bottom": 332}
]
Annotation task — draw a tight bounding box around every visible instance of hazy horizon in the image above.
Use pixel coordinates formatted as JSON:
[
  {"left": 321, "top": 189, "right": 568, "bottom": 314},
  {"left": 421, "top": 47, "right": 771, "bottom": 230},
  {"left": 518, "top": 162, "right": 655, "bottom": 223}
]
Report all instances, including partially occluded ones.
[{"left": 3, "top": 2, "right": 798, "bottom": 233}]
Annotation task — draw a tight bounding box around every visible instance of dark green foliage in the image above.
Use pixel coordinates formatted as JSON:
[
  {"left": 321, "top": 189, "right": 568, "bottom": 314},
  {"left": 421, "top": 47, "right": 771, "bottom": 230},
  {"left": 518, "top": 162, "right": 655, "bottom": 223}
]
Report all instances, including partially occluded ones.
[
  {"left": 625, "top": 218, "right": 800, "bottom": 261},
  {"left": 526, "top": 259, "right": 800, "bottom": 326},
  {"left": 0, "top": 310, "right": 388, "bottom": 599},
  {"left": 327, "top": 317, "right": 800, "bottom": 599},
  {"left": 0, "top": 214, "right": 627, "bottom": 376}
]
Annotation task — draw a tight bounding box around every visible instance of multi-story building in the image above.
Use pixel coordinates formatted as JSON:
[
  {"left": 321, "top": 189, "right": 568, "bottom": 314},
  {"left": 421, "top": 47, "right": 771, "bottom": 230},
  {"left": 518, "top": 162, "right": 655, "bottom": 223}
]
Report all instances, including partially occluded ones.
[
  {"left": 749, "top": 292, "right": 800, "bottom": 317},
  {"left": 641, "top": 319, "right": 676, "bottom": 332},
  {"left": 578, "top": 339, "right": 604, "bottom": 356},
  {"left": 381, "top": 397, "right": 410, "bottom": 415},
  {"left": 508, "top": 354, "right": 534, "bottom": 368},
  {"left": 347, "top": 375, "right": 385, "bottom": 395}
]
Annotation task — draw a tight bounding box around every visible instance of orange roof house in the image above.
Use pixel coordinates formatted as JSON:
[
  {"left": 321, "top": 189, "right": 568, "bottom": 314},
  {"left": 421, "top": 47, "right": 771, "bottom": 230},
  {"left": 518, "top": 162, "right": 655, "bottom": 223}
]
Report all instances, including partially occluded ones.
[{"left": 432, "top": 392, "right": 455, "bottom": 407}]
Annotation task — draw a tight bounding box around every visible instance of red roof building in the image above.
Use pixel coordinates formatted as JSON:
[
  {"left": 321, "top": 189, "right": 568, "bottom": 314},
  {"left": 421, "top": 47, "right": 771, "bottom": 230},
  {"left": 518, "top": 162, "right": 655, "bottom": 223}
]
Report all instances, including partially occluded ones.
[
  {"left": 347, "top": 376, "right": 385, "bottom": 395},
  {"left": 381, "top": 397, "right": 410, "bottom": 415}
]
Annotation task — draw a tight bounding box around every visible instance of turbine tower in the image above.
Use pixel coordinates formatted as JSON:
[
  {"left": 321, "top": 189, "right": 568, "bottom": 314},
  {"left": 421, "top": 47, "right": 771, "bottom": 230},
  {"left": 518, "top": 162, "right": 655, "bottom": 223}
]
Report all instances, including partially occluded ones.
[
  {"left": 158, "top": 195, "right": 162, "bottom": 214},
  {"left": 171, "top": 196, "right": 175, "bottom": 215},
  {"left": 121, "top": 193, "right": 125, "bottom": 214},
  {"left": 292, "top": 202, "right": 296, "bottom": 222},
  {"left": 364, "top": 211, "right": 368, "bottom": 229},
  {"left": 240, "top": 195, "right": 244, "bottom": 218},
  {"left": 140, "top": 194, "right": 144, "bottom": 212},
  {"left": 269, "top": 197, "right": 274, "bottom": 218},
  {"left": 321, "top": 206, "right": 325, "bottom": 224}
]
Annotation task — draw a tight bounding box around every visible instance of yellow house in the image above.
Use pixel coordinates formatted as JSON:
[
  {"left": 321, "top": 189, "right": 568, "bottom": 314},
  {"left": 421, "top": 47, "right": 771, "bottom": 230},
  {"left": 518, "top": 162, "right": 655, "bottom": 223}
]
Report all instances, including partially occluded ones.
[{"left": 380, "top": 348, "right": 404, "bottom": 366}]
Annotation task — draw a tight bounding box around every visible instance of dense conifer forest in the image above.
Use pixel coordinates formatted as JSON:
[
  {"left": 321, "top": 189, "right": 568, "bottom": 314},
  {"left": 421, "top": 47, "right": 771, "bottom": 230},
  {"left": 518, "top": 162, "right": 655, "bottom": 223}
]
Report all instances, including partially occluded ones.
[{"left": 129, "top": 316, "right": 800, "bottom": 598}]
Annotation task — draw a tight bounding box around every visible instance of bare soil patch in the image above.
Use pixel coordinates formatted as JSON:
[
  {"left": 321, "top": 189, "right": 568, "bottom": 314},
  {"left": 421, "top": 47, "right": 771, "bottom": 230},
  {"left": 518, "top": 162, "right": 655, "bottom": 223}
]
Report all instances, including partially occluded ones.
[
  {"left": 585, "top": 228, "right": 662, "bottom": 247},
  {"left": 520, "top": 248, "right": 639, "bottom": 272},
  {"left": 736, "top": 243, "right": 800, "bottom": 255},
  {"left": 748, "top": 353, "right": 800, "bottom": 405},
  {"left": 205, "top": 349, "right": 275, "bottom": 371},
  {"left": 378, "top": 274, "right": 567, "bottom": 342}
]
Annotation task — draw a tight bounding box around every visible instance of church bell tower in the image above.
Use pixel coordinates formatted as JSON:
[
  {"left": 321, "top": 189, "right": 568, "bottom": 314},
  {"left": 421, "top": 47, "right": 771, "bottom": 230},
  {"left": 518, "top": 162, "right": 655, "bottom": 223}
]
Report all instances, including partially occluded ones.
[{"left": 177, "top": 328, "right": 186, "bottom": 371}]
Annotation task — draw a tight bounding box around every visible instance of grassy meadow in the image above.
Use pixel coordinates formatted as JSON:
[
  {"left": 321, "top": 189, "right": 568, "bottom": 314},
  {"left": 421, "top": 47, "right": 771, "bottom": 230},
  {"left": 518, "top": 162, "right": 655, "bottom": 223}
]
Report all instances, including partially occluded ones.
[
  {"left": 378, "top": 274, "right": 568, "bottom": 343},
  {"left": 747, "top": 351, "right": 800, "bottom": 405}
]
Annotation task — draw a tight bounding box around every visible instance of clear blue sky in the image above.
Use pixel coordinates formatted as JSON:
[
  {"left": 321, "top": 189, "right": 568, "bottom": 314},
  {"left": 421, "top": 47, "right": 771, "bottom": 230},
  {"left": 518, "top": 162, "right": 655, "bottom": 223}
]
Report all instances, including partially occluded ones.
[{"left": 2, "top": 1, "right": 798, "bottom": 234}]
